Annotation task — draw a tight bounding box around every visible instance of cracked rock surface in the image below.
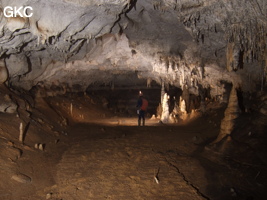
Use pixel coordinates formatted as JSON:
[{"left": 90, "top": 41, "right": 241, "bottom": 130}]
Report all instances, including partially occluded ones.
[{"left": 0, "top": 0, "right": 266, "bottom": 96}]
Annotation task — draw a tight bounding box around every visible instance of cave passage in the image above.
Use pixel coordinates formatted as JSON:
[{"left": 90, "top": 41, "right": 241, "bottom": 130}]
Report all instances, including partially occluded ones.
[
  {"left": 1, "top": 0, "right": 267, "bottom": 199},
  {"left": 0, "top": 79, "right": 266, "bottom": 200}
]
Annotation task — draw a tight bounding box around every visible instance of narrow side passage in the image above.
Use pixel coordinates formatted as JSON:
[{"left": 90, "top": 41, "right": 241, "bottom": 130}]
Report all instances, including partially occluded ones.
[{"left": 53, "top": 124, "right": 209, "bottom": 200}]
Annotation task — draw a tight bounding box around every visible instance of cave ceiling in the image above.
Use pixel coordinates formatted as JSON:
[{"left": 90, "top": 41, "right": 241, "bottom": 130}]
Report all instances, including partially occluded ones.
[{"left": 0, "top": 0, "right": 266, "bottom": 96}]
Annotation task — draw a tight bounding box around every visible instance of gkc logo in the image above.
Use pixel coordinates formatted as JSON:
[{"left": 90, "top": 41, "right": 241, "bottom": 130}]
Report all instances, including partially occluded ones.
[{"left": 3, "top": 6, "right": 33, "bottom": 18}]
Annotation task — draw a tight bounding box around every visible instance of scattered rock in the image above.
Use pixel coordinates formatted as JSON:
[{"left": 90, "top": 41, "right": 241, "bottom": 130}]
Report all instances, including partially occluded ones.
[
  {"left": 61, "top": 118, "right": 68, "bottom": 126},
  {"left": 0, "top": 94, "right": 18, "bottom": 114},
  {"left": 37, "top": 118, "right": 44, "bottom": 124},
  {"left": 34, "top": 143, "right": 45, "bottom": 151},
  {"left": 39, "top": 144, "right": 45, "bottom": 151},
  {"left": 11, "top": 173, "right": 31, "bottom": 183},
  {"left": 46, "top": 193, "right": 53, "bottom": 199},
  {"left": 2, "top": 146, "right": 22, "bottom": 161},
  {"left": 34, "top": 143, "right": 39, "bottom": 149}
]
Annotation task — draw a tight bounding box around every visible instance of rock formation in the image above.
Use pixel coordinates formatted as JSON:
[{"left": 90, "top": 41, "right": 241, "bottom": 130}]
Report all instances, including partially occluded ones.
[
  {"left": 0, "top": 93, "right": 18, "bottom": 113},
  {"left": 212, "top": 85, "right": 240, "bottom": 144},
  {"left": 0, "top": 59, "right": 8, "bottom": 83},
  {"left": 0, "top": 0, "right": 265, "bottom": 96},
  {"left": 161, "top": 93, "right": 169, "bottom": 123}
]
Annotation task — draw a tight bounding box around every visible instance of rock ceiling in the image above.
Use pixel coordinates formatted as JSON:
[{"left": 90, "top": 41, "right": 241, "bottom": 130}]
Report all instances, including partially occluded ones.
[{"left": 0, "top": 0, "right": 266, "bottom": 97}]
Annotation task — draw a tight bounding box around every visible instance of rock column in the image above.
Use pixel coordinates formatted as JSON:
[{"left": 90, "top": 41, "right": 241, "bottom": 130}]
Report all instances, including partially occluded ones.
[
  {"left": 161, "top": 93, "right": 169, "bottom": 123},
  {"left": 212, "top": 86, "right": 240, "bottom": 144}
]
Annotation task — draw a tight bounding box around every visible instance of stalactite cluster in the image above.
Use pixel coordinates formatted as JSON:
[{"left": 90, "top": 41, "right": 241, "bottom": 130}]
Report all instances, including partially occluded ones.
[{"left": 225, "top": 22, "right": 267, "bottom": 72}]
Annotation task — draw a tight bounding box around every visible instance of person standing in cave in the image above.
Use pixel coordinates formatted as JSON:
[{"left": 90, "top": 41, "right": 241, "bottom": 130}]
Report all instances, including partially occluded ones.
[{"left": 136, "top": 91, "right": 148, "bottom": 126}]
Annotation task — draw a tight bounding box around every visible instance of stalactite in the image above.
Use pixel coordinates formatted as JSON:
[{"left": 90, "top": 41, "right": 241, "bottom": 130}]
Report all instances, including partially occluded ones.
[
  {"left": 226, "top": 42, "right": 240, "bottom": 72},
  {"left": 225, "top": 19, "right": 267, "bottom": 71}
]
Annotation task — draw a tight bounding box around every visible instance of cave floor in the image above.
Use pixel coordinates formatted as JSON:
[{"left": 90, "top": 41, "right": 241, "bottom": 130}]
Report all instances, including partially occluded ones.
[
  {"left": 4, "top": 118, "right": 261, "bottom": 200},
  {"left": 0, "top": 93, "right": 266, "bottom": 200},
  {"left": 25, "top": 120, "right": 215, "bottom": 200},
  {"left": 54, "top": 123, "right": 208, "bottom": 200}
]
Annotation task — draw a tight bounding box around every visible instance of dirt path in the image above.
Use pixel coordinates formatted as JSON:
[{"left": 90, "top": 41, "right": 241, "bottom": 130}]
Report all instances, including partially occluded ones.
[{"left": 50, "top": 123, "right": 210, "bottom": 200}]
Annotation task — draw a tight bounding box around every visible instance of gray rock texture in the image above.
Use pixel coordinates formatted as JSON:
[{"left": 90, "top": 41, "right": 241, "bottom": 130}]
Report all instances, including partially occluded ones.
[{"left": 0, "top": 0, "right": 266, "bottom": 96}]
